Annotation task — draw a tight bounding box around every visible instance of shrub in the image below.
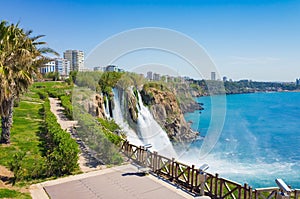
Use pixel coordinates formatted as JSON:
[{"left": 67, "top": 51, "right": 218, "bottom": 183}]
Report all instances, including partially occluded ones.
[
  {"left": 59, "top": 95, "right": 73, "bottom": 119},
  {"left": 43, "top": 100, "right": 79, "bottom": 176},
  {"left": 74, "top": 106, "right": 123, "bottom": 165}
]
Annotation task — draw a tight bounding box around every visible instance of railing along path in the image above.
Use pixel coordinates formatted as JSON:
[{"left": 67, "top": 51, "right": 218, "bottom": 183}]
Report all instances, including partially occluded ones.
[{"left": 120, "top": 141, "right": 300, "bottom": 199}]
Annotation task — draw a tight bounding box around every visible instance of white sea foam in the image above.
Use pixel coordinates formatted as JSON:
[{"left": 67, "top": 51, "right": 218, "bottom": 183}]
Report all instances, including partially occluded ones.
[{"left": 178, "top": 143, "right": 300, "bottom": 188}]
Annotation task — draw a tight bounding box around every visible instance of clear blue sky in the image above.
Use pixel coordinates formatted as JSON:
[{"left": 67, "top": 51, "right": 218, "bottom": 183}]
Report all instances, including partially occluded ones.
[{"left": 2, "top": 0, "right": 300, "bottom": 81}]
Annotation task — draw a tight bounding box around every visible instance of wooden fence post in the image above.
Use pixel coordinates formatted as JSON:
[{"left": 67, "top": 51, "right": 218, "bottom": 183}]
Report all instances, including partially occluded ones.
[
  {"left": 187, "top": 166, "right": 191, "bottom": 186},
  {"left": 249, "top": 186, "right": 252, "bottom": 199},
  {"left": 210, "top": 174, "right": 213, "bottom": 196},
  {"left": 215, "top": 173, "right": 219, "bottom": 197},
  {"left": 195, "top": 169, "right": 199, "bottom": 194},
  {"left": 153, "top": 151, "right": 157, "bottom": 172},
  {"left": 220, "top": 177, "right": 224, "bottom": 198},
  {"left": 295, "top": 190, "right": 299, "bottom": 199},
  {"left": 255, "top": 189, "right": 258, "bottom": 199},
  {"left": 138, "top": 146, "right": 142, "bottom": 163},
  {"left": 238, "top": 185, "right": 242, "bottom": 199},
  {"left": 125, "top": 141, "right": 129, "bottom": 156},
  {"left": 191, "top": 165, "right": 195, "bottom": 192},
  {"left": 171, "top": 158, "right": 175, "bottom": 180},
  {"left": 175, "top": 160, "right": 178, "bottom": 180},
  {"left": 244, "top": 183, "right": 248, "bottom": 199}
]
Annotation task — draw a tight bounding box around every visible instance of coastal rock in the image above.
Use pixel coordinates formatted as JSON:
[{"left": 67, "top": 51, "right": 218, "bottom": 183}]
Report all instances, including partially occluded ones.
[
  {"left": 92, "top": 94, "right": 105, "bottom": 118},
  {"left": 126, "top": 90, "right": 138, "bottom": 123},
  {"left": 141, "top": 86, "right": 198, "bottom": 143},
  {"left": 169, "top": 83, "right": 203, "bottom": 113}
]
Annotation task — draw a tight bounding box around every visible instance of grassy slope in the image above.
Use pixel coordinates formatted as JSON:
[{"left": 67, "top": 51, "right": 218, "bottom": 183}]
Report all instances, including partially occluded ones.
[{"left": 0, "top": 86, "right": 44, "bottom": 198}]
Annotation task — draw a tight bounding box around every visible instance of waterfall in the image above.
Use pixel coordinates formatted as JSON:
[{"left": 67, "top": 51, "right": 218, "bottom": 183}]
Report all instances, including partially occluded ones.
[
  {"left": 102, "top": 95, "right": 110, "bottom": 119},
  {"left": 111, "top": 87, "right": 177, "bottom": 158},
  {"left": 112, "top": 88, "right": 143, "bottom": 146},
  {"left": 104, "top": 95, "right": 110, "bottom": 118},
  {"left": 136, "top": 91, "right": 177, "bottom": 158}
]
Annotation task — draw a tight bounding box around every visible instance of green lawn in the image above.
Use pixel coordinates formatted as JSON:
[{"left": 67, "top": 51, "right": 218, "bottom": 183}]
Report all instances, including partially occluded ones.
[
  {"left": 0, "top": 81, "right": 78, "bottom": 198},
  {"left": 0, "top": 84, "right": 49, "bottom": 198},
  {"left": 0, "top": 101, "right": 44, "bottom": 167},
  {"left": 0, "top": 188, "right": 31, "bottom": 199}
]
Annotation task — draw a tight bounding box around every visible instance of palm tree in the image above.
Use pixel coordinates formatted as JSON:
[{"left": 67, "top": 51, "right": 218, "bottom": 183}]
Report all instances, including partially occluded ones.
[{"left": 0, "top": 21, "right": 58, "bottom": 144}]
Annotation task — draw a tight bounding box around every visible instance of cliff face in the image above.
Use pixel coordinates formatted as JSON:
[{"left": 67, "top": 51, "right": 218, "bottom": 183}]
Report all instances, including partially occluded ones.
[
  {"left": 94, "top": 94, "right": 106, "bottom": 118},
  {"left": 172, "top": 83, "right": 203, "bottom": 113},
  {"left": 140, "top": 86, "right": 198, "bottom": 143},
  {"left": 92, "top": 84, "right": 199, "bottom": 144}
]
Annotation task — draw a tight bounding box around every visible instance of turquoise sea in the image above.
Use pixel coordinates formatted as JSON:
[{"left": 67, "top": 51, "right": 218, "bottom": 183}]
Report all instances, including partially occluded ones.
[{"left": 184, "top": 92, "right": 300, "bottom": 188}]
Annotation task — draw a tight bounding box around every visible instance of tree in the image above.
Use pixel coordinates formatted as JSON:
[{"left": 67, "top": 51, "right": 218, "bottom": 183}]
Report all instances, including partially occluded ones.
[{"left": 0, "top": 21, "right": 58, "bottom": 144}]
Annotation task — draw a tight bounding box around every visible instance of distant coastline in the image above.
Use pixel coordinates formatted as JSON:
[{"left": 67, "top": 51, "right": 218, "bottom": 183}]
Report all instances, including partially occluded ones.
[{"left": 186, "top": 78, "right": 300, "bottom": 97}]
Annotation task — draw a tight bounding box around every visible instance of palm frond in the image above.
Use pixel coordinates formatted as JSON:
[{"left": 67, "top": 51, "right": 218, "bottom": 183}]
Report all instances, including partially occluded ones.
[
  {"left": 31, "top": 34, "right": 45, "bottom": 41},
  {"left": 33, "top": 41, "right": 47, "bottom": 45},
  {"left": 38, "top": 47, "right": 59, "bottom": 56},
  {"left": 25, "top": 29, "right": 33, "bottom": 36}
]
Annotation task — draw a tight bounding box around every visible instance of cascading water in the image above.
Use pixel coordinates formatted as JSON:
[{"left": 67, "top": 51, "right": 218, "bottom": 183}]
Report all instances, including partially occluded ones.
[
  {"left": 104, "top": 95, "right": 110, "bottom": 118},
  {"left": 102, "top": 96, "right": 110, "bottom": 119},
  {"left": 136, "top": 91, "right": 177, "bottom": 158},
  {"left": 111, "top": 87, "right": 177, "bottom": 158},
  {"left": 112, "top": 88, "right": 143, "bottom": 146}
]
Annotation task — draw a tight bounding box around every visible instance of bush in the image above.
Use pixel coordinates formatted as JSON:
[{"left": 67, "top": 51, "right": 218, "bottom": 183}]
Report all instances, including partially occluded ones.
[
  {"left": 59, "top": 95, "right": 73, "bottom": 119},
  {"left": 74, "top": 106, "right": 123, "bottom": 165},
  {"left": 43, "top": 100, "right": 79, "bottom": 176},
  {"left": 9, "top": 152, "right": 46, "bottom": 184},
  {"left": 97, "top": 118, "right": 120, "bottom": 132}
]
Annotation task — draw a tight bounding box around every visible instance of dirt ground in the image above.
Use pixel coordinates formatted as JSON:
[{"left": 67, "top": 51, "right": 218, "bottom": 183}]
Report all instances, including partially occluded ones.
[{"left": 0, "top": 165, "right": 13, "bottom": 188}]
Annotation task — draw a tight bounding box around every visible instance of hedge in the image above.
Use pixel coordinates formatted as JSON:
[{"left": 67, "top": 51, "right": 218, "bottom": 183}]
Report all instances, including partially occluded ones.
[{"left": 43, "top": 99, "right": 79, "bottom": 176}]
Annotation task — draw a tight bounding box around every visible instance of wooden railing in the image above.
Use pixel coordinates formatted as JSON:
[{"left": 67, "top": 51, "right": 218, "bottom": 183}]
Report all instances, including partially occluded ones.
[{"left": 120, "top": 141, "right": 300, "bottom": 199}]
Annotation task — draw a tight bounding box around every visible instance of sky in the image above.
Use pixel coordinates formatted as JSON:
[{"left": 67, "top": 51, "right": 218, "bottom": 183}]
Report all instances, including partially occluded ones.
[{"left": 1, "top": 0, "right": 300, "bottom": 81}]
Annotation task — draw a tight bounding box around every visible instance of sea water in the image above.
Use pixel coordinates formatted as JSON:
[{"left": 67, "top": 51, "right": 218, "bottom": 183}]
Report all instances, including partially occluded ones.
[{"left": 183, "top": 92, "right": 300, "bottom": 188}]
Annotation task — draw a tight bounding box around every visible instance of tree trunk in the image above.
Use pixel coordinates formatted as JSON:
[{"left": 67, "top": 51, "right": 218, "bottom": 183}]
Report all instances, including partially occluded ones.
[{"left": 1, "top": 99, "right": 14, "bottom": 144}]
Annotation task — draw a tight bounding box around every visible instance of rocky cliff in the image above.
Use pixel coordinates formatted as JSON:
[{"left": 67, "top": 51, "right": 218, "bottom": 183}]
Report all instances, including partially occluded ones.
[
  {"left": 140, "top": 84, "right": 199, "bottom": 143},
  {"left": 171, "top": 83, "right": 203, "bottom": 113},
  {"left": 92, "top": 82, "right": 200, "bottom": 144}
]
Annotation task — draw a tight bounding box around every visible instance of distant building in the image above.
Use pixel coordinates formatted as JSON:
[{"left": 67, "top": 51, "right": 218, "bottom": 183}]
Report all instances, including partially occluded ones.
[
  {"left": 55, "top": 58, "right": 70, "bottom": 77},
  {"left": 63, "top": 50, "right": 84, "bottom": 71},
  {"left": 40, "top": 61, "right": 55, "bottom": 74},
  {"left": 153, "top": 73, "right": 161, "bottom": 81},
  {"left": 40, "top": 58, "right": 70, "bottom": 77},
  {"left": 93, "top": 65, "right": 125, "bottom": 72},
  {"left": 93, "top": 66, "right": 106, "bottom": 71},
  {"left": 296, "top": 78, "right": 300, "bottom": 86},
  {"left": 211, "top": 72, "right": 216, "bottom": 80},
  {"left": 106, "top": 65, "right": 119, "bottom": 72},
  {"left": 146, "top": 71, "right": 153, "bottom": 80}
]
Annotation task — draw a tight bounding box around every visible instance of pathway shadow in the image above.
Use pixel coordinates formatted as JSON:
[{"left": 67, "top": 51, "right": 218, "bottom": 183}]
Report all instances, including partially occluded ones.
[
  {"left": 0, "top": 175, "right": 14, "bottom": 185},
  {"left": 121, "top": 172, "right": 147, "bottom": 177}
]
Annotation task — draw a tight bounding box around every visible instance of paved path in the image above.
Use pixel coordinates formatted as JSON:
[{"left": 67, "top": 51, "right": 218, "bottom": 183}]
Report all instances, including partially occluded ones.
[
  {"left": 49, "top": 97, "right": 103, "bottom": 172},
  {"left": 30, "top": 98, "right": 207, "bottom": 199},
  {"left": 31, "top": 164, "right": 197, "bottom": 199}
]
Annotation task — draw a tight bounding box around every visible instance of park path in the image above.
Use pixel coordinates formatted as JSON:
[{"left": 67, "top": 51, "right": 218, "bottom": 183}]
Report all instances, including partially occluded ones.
[
  {"left": 48, "top": 97, "right": 104, "bottom": 172},
  {"left": 30, "top": 98, "right": 208, "bottom": 199}
]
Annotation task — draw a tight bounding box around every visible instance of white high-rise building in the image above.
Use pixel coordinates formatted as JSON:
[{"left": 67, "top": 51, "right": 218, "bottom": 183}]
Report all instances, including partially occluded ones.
[
  {"left": 40, "top": 58, "right": 70, "bottom": 77},
  {"left": 153, "top": 73, "right": 161, "bottom": 81},
  {"left": 40, "top": 61, "right": 55, "bottom": 74},
  {"left": 63, "top": 50, "right": 84, "bottom": 71},
  {"left": 55, "top": 58, "right": 70, "bottom": 77},
  {"left": 211, "top": 72, "right": 216, "bottom": 80},
  {"left": 147, "top": 71, "right": 153, "bottom": 80}
]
